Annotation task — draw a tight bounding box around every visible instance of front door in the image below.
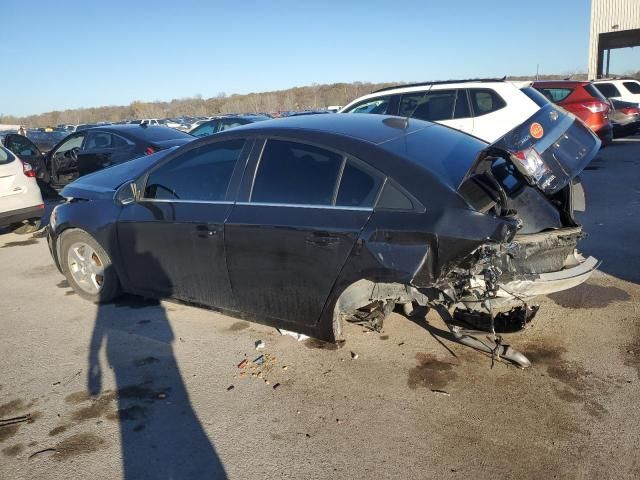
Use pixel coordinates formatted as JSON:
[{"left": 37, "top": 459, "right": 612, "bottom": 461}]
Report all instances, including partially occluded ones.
[
  {"left": 117, "top": 138, "right": 249, "bottom": 309},
  {"left": 225, "top": 139, "right": 381, "bottom": 328}
]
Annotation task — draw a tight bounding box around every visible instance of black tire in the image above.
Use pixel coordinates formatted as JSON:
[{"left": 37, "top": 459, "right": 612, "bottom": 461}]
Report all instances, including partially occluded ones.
[
  {"left": 12, "top": 218, "right": 41, "bottom": 235},
  {"left": 59, "top": 229, "right": 121, "bottom": 303}
]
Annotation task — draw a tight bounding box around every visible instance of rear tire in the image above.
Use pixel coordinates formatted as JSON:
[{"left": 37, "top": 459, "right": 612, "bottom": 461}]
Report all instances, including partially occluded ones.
[
  {"left": 12, "top": 218, "right": 41, "bottom": 235},
  {"left": 59, "top": 229, "right": 121, "bottom": 303}
]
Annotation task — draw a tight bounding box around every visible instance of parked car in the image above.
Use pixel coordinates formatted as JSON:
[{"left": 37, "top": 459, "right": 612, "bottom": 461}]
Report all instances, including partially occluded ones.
[
  {"left": 340, "top": 79, "right": 545, "bottom": 143},
  {"left": 0, "top": 133, "right": 51, "bottom": 194},
  {"left": 140, "top": 119, "right": 160, "bottom": 126},
  {"left": 533, "top": 80, "right": 613, "bottom": 144},
  {"left": 43, "top": 124, "right": 194, "bottom": 187},
  {"left": 0, "top": 145, "right": 44, "bottom": 234},
  {"left": 609, "top": 99, "right": 640, "bottom": 138},
  {"left": 189, "top": 115, "right": 271, "bottom": 138},
  {"left": 592, "top": 78, "right": 640, "bottom": 104},
  {"left": 47, "top": 110, "right": 600, "bottom": 367}
]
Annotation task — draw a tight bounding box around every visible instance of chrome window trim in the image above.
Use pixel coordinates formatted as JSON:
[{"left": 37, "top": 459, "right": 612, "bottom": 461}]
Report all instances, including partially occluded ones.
[
  {"left": 235, "top": 201, "right": 372, "bottom": 212},
  {"left": 139, "top": 199, "right": 234, "bottom": 205}
]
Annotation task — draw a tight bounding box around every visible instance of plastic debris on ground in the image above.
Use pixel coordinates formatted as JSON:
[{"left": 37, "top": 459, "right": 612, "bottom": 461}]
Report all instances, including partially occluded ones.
[
  {"left": 277, "top": 328, "right": 310, "bottom": 342},
  {"left": 255, "top": 340, "right": 265, "bottom": 350}
]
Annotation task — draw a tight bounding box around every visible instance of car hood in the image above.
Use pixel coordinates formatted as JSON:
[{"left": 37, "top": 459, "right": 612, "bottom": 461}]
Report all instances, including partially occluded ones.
[{"left": 61, "top": 148, "right": 174, "bottom": 200}]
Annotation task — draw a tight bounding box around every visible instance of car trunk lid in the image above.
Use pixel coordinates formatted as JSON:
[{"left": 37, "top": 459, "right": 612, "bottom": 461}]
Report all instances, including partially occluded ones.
[{"left": 485, "top": 102, "right": 601, "bottom": 195}]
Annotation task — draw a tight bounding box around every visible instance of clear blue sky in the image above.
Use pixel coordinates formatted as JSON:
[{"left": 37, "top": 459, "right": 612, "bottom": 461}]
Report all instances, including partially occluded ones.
[{"left": 2, "top": 0, "right": 639, "bottom": 116}]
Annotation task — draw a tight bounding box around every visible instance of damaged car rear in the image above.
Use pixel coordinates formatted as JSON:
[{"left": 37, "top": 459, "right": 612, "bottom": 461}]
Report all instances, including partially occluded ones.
[{"left": 46, "top": 112, "right": 599, "bottom": 367}]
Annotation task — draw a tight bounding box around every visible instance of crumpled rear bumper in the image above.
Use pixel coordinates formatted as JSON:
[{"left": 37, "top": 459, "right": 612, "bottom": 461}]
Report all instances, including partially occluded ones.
[{"left": 459, "top": 254, "right": 599, "bottom": 311}]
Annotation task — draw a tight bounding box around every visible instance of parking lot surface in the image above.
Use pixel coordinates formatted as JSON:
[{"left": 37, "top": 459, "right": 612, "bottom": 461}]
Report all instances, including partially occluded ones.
[{"left": 1, "top": 138, "right": 639, "bottom": 480}]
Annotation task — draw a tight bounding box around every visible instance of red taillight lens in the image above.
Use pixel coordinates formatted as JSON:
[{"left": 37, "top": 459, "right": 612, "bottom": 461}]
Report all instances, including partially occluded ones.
[
  {"left": 145, "top": 146, "right": 157, "bottom": 155},
  {"left": 22, "top": 161, "right": 37, "bottom": 177},
  {"left": 511, "top": 148, "right": 549, "bottom": 181}
]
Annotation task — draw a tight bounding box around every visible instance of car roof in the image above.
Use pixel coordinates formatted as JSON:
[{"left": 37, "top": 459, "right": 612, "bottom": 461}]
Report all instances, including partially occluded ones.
[
  {"left": 533, "top": 80, "right": 590, "bottom": 87},
  {"left": 226, "top": 113, "right": 437, "bottom": 145},
  {"left": 372, "top": 78, "right": 507, "bottom": 93}
]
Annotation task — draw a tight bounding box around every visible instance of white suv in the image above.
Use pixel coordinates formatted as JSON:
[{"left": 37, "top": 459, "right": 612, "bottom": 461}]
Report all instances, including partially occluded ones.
[
  {"left": 592, "top": 79, "right": 640, "bottom": 104},
  {"left": 340, "top": 80, "right": 547, "bottom": 143},
  {"left": 0, "top": 145, "right": 44, "bottom": 234}
]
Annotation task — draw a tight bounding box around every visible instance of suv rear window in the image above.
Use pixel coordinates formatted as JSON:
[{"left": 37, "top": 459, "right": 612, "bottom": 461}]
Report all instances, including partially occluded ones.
[
  {"left": 469, "top": 89, "right": 506, "bottom": 116},
  {"left": 623, "top": 81, "right": 640, "bottom": 94},
  {"left": 593, "top": 82, "right": 620, "bottom": 98},
  {"left": 537, "top": 88, "right": 573, "bottom": 103}
]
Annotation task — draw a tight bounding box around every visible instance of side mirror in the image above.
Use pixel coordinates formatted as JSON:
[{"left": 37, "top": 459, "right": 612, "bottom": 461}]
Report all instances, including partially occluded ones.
[{"left": 114, "top": 181, "right": 137, "bottom": 206}]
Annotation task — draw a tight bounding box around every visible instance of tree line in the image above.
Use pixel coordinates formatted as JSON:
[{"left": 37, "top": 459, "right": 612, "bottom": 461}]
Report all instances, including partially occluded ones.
[{"left": 2, "top": 72, "right": 636, "bottom": 128}]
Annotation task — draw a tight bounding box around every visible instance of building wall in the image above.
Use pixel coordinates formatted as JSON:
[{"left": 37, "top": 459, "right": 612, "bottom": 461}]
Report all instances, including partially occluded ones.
[{"left": 588, "top": 0, "right": 640, "bottom": 78}]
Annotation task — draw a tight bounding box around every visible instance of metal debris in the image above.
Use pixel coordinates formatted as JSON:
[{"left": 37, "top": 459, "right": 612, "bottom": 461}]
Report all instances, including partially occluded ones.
[
  {"left": 1, "top": 414, "right": 31, "bottom": 428},
  {"left": 253, "top": 354, "right": 265, "bottom": 365},
  {"left": 431, "top": 389, "right": 451, "bottom": 397}
]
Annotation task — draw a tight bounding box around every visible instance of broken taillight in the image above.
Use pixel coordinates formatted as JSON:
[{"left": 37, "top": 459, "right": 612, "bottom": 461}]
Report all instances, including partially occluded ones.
[
  {"left": 22, "top": 161, "right": 37, "bottom": 177},
  {"left": 511, "top": 148, "right": 548, "bottom": 182}
]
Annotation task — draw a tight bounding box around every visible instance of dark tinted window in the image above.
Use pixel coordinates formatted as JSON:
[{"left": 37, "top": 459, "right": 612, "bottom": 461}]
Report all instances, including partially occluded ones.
[
  {"left": 623, "top": 81, "right": 640, "bottom": 94},
  {"left": 521, "top": 87, "right": 550, "bottom": 107},
  {"left": 144, "top": 139, "right": 245, "bottom": 201},
  {"left": 399, "top": 90, "right": 457, "bottom": 122},
  {"left": 469, "top": 89, "right": 506, "bottom": 116},
  {"left": 376, "top": 181, "right": 413, "bottom": 210},
  {"left": 135, "top": 126, "right": 193, "bottom": 142},
  {"left": 346, "top": 97, "right": 391, "bottom": 115},
  {"left": 336, "top": 160, "right": 383, "bottom": 207},
  {"left": 537, "top": 87, "right": 573, "bottom": 103},
  {"left": 5, "top": 135, "right": 39, "bottom": 157},
  {"left": 251, "top": 140, "right": 342, "bottom": 205},
  {"left": 594, "top": 82, "right": 620, "bottom": 98},
  {"left": 453, "top": 90, "right": 471, "bottom": 119},
  {"left": 584, "top": 84, "right": 608, "bottom": 102},
  {"left": 85, "top": 132, "right": 128, "bottom": 150}
]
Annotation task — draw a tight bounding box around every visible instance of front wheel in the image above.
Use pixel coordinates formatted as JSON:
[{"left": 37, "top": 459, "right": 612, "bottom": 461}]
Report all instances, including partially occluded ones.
[{"left": 59, "top": 229, "right": 121, "bottom": 303}]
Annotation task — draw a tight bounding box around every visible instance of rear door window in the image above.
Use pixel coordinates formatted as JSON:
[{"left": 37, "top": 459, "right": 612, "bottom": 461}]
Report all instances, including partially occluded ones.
[
  {"left": 84, "top": 132, "right": 118, "bottom": 150},
  {"left": 345, "top": 96, "right": 392, "bottom": 114},
  {"left": 191, "top": 121, "right": 218, "bottom": 137},
  {"left": 251, "top": 140, "right": 342, "bottom": 205},
  {"left": 0, "top": 146, "right": 14, "bottom": 165},
  {"left": 623, "top": 81, "right": 640, "bottom": 94},
  {"left": 399, "top": 89, "right": 457, "bottom": 121},
  {"left": 469, "top": 89, "right": 507, "bottom": 116},
  {"left": 144, "top": 139, "right": 245, "bottom": 201},
  {"left": 335, "top": 160, "right": 383, "bottom": 208}
]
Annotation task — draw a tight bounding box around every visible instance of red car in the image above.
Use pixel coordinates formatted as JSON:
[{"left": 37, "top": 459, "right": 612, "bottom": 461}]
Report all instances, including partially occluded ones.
[{"left": 533, "top": 81, "right": 613, "bottom": 145}]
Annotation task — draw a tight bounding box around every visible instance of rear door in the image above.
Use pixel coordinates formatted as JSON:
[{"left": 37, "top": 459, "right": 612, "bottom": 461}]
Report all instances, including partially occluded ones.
[
  {"left": 225, "top": 138, "right": 383, "bottom": 328},
  {"left": 78, "top": 131, "right": 136, "bottom": 176},
  {"left": 117, "top": 138, "right": 250, "bottom": 309}
]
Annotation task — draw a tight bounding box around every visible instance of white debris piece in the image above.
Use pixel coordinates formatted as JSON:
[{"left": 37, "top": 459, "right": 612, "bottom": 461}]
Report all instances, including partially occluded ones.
[
  {"left": 277, "top": 328, "right": 310, "bottom": 342},
  {"left": 255, "top": 340, "right": 265, "bottom": 350}
]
